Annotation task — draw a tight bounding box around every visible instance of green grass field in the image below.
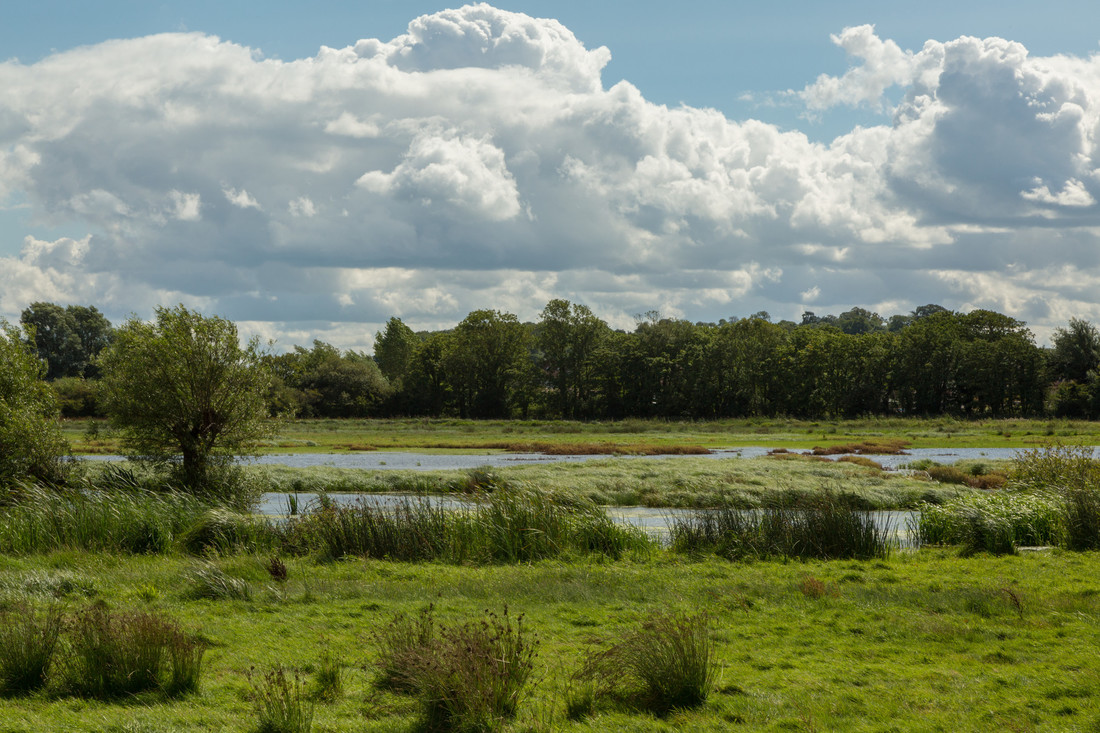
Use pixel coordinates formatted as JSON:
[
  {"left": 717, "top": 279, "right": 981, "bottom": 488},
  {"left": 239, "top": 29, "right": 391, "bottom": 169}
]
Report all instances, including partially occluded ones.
[
  {"left": 63, "top": 416, "right": 1100, "bottom": 456},
  {"left": 2, "top": 550, "right": 1099, "bottom": 732},
  {"left": 7, "top": 420, "right": 1097, "bottom": 731}
]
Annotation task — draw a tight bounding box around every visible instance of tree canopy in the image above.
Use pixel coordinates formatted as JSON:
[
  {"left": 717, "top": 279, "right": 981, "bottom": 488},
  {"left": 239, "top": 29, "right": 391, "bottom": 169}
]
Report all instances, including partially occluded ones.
[
  {"left": 98, "top": 305, "right": 271, "bottom": 500},
  {"left": 0, "top": 322, "right": 68, "bottom": 490},
  {"left": 20, "top": 302, "right": 113, "bottom": 380}
]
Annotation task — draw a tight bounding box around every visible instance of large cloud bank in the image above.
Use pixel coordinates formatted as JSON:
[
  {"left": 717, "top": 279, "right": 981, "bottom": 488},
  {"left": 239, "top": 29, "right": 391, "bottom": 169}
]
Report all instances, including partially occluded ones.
[{"left": 2, "top": 5, "right": 1100, "bottom": 347}]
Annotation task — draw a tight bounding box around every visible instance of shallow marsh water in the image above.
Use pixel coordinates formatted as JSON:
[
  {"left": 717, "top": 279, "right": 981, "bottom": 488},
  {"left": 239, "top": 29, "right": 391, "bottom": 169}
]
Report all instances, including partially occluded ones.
[{"left": 83, "top": 445, "right": 1025, "bottom": 470}]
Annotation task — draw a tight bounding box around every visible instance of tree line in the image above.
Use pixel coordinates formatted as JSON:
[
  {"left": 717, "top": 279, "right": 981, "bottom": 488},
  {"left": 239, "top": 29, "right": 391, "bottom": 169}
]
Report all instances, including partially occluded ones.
[{"left": 14, "top": 299, "right": 1100, "bottom": 422}]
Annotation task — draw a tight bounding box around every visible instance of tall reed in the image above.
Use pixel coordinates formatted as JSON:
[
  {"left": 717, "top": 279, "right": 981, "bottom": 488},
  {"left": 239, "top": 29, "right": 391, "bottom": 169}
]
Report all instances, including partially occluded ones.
[
  {"left": 915, "top": 492, "right": 1064, "bottom": 551},
  {"left": 670, "top": 495, "right": 892, "bottom": 560},
  {"left": 297, "top": 488, "right": 649, "bottom": 564},
  {"left": 0, "top": 485, "right": 212, "bottom": 555}
]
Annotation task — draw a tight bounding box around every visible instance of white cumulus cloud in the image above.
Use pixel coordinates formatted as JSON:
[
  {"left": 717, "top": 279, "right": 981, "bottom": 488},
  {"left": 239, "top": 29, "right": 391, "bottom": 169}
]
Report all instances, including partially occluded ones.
[{"left": 0, "top": 7, "right": 1099, "bottom": 345}]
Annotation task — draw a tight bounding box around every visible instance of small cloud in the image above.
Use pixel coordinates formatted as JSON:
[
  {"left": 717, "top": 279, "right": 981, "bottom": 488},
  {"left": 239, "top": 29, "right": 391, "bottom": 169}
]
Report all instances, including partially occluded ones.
[
  {"left": 223, "top": 186, "right": 261, "bottom": 209},
  {"left": 170, "top": 190, "right": 201, "bottom": 221},
  {"left": 1021, "top": 179, "right": 1095, "bottom": 207},
  {"left": 288, "top": 196, "right": 316, "bottom": 217},
  {"left": 801, "top": 286, "right": 821, "bottom": 301},
  {"left": 324, "top": 112, "right": 380, "bottom": 138}
]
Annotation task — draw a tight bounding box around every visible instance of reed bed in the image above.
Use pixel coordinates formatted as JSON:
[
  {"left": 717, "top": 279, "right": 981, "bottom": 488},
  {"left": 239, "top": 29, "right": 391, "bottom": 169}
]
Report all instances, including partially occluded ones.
[
  {"left": 669, "top": 495, "right": 893, "bottom": 560},
  {"left": 0, "top": 485, "right": 213, "bottom": 555},
  {"left": 915, "top": 491, "right": 1064, "bottom": 553},
  {"left": 295, "top": 488, "right": 651, "bottom": 564}
]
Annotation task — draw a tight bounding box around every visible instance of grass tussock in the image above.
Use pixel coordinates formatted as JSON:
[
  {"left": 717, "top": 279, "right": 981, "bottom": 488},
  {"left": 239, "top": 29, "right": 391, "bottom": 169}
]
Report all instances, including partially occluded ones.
[
  {"left": 1062, "top": 488, "right": 1100, "bottom": 551},
  {"left": 67, "top": 604, "right": 205, "bottom": 698},
  {"left": 311, "top": 646, "right": 343, "bottom": 702},
  {"left": 0, "top": 603, "right": 63, "bottom": 696},
  {"left": 184, "top": 562, "right": 253, "bottom": 601},
  {"left": 926, "top": 465, "right": 1007, "bottom": 490},
  {"left": 573, "top": 611, "right": 716, "bottom": 716},
  {"left": 0, "top": 484, "right": 211, "bottom": 556},
  {"left": 372, "top": 605, "right": 437, "bottom": 692},
  {"left": 373, "top": 607, "right": 537, "bottom": 733},
  {"left": 837, "top": 455, "right": 884, "bottom": 470},
  {"left": 670, "top": 494, "right": 893, "bottom": 561},
  {"left": 249, "top": 665, "right": 314, "bottom": 733},
  {"left": 179, "top": 509, "right": 278, "bottom": 555},
  {"left": 1009, "top": 443, "right": 1100, "bottom": 492}
]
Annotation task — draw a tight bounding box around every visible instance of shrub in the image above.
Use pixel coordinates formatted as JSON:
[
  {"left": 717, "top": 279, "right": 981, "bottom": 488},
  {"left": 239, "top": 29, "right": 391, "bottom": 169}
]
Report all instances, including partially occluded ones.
[
  {"left": 249, "top": 665, "right": 313, "bottom": 733},
  {"left": 575, "top": 611, "right": 716, "bottom": 715},
  {"left": 0, "top": 322, "right": 70, "bottom": 487},
  {"left": 0, "top": 603, "right": 62, "bottom": 695}
]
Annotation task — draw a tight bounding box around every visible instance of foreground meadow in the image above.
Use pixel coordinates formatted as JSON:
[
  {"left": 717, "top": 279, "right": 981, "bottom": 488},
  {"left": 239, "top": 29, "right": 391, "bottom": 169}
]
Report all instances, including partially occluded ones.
[{"left": 2, "top": 549, "right": 1098, "bottom": 732}]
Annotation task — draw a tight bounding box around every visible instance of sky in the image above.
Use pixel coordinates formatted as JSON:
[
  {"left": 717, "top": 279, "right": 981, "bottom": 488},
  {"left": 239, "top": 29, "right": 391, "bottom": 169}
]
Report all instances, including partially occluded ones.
[{"left": 3, "top": 1, "right": 1100, "bottom": 350}]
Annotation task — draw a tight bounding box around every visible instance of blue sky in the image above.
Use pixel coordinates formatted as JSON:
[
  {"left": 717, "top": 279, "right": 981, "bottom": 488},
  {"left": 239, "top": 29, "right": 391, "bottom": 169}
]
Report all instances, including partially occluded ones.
[{"left": 2, "top": 1, "right": 1100, "bottom": 348}]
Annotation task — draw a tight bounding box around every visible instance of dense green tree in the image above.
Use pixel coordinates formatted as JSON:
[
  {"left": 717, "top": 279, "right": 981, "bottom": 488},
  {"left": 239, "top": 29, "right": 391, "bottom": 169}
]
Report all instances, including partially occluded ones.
[
  {"left": 374, "top": 317, "right": 418, "bottom": 386},
  {"left": 836, "top": 307, "right": 886, "bottom": 336},
  {"left": 535, "top": 299, "right": 607, "bottom": 418},
  {"left": 51, "top": 377, "right": 102, "bottom": 417},
  {"left": 293, "top": 341, "right": 391, "bottom": 418},
  {"left": 1049, "top": 318, "right": 1100, "bottom": 384},
  {"left": 20, "top": 302, "right": 113, "bottom": 379},
  {"left": 445, "top": 310, "right": 532, "bottom": 418},
  {"left": 711, "top": 318, "right": 787, "bottom": 416},
  {"left": 98, "top": 305, "right": 272, "bottom": 498},
  {"left": 622, "top": 316, "right": 709, "bottom": 418},
  {"left": 0, "top": 322, "right": 69, "bottom": 489},
  {"left": 404, "top": 332, "right": 453, "bottom": 415},
  {"left": 893, "top": 311, "right": 963, "bottom": 415},
  {"left": 953, "top": 311, "right": 1045, "bottom": 416}
]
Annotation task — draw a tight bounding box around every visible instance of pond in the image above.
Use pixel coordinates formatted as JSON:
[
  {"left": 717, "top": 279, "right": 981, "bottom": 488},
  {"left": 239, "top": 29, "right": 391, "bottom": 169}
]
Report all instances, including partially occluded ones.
[{"left": 85, "top": 446, "right": 1026, "bottom": 471}]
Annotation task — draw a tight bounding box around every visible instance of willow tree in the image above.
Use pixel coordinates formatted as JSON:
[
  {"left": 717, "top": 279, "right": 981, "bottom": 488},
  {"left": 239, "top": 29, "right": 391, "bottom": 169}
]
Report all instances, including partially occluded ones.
[{"left": 98, "top": 305, "right": 271, "bottom": 502}]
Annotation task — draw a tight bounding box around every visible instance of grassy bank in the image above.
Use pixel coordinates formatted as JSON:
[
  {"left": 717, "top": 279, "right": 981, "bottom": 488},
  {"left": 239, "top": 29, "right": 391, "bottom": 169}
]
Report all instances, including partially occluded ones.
[
  {"left": 63, "top": 416, "right": 1100, "bottom": 456},
  {"left": 253, "top": 454, "right": 971, "bottom": 510},
  {"left": 2, "top": 550, "right": 1099, "bottom": 732}
]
